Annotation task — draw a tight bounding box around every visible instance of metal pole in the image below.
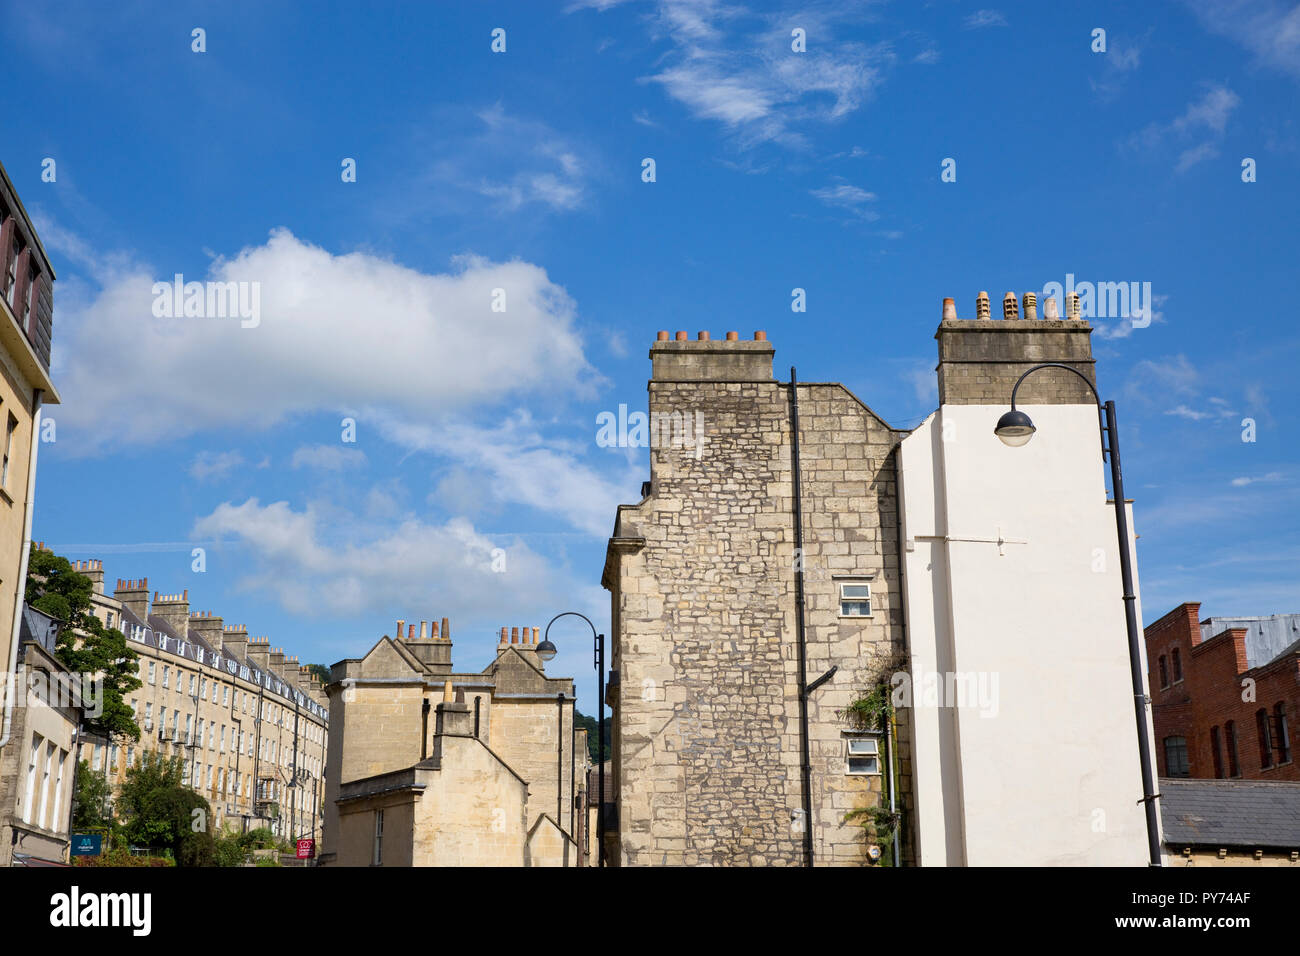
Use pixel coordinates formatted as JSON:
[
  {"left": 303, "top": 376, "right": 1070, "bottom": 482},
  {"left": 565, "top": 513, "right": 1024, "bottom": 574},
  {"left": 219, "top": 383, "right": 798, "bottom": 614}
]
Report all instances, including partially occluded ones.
[
  {"left": 597, "top": 631, "right": 606, "bottom": 867},
  {"left": 556, "top": 692, "right": 564, "bottom": 828},
  {"left": 1105, "top": 401, "right": 1163, "bottom": 866},
  {"left": 788, "top": 368, "right": 815, "bottom": 867}
]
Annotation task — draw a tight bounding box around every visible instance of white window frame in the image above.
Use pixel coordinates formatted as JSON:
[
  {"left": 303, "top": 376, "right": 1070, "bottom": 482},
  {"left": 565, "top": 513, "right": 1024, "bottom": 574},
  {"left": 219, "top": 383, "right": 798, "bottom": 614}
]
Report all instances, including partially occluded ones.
[
  {"left": 836, "top": 576, "right": 874, "bottom": 618},
  {"left": 845, "top": 732, "right": 882, "bottom": 776}
]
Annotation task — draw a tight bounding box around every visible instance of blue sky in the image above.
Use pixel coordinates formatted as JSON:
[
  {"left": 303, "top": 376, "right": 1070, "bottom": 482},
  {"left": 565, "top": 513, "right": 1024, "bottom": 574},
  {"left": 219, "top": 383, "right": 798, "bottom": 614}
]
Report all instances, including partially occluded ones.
[{"left": 3, "top": 0, "right": 1298, "bottom": 712}]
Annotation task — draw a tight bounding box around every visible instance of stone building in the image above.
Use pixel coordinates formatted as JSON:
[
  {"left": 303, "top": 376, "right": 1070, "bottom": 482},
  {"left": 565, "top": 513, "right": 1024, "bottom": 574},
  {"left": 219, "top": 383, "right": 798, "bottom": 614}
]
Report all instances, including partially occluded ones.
[
  {"left": 0, "top": 160, "right": 61, "bottom": 845},
  {"left": 602, "top": 294, "right": 1156, "bottom": 866},
  {"left": 0, "top": 605, "right": 83, "bottom": 866},
  {"left": 1145, "top": 603, "right": 1297, "bottom": 782},
  {"left": 77, "top": 564, "right": 329, "bottom": 843},
  {"left": 321, "top": 621, "right": 589, "bottom": 866}
]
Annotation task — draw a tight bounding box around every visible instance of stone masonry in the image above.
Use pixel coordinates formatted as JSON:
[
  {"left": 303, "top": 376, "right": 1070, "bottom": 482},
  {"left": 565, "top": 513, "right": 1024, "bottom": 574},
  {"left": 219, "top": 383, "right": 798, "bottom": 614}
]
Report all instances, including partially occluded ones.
[{"left": 603, "top": 331, "right": 911, "bottom": 866}]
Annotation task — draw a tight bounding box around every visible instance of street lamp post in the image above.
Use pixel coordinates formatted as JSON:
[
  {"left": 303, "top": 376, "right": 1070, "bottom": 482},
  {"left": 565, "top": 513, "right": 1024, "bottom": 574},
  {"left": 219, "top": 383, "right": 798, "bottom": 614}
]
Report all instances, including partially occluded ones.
[
  {"left": 540, "top": 612, "right": 606, "bottom": 867},
  {"left": 994, "top": 362, "right": 1162, "bottom": 867}
]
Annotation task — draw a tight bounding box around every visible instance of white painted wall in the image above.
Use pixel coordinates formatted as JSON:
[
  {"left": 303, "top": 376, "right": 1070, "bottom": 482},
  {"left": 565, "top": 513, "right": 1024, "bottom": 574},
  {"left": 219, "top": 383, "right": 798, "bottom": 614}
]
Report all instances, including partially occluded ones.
[{"left": 898, "top": 404, "right": 1157, "bottom": 866}]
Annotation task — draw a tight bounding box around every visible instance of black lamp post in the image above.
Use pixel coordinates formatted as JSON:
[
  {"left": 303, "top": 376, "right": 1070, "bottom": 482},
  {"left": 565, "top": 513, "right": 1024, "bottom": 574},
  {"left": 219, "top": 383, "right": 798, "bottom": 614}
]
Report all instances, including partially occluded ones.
[
  {"left": 542, "top": 612, "right": 606, "bottom": 868},
  {"left": 995, "top": 362, "right": 1162, "bottom": 867}
]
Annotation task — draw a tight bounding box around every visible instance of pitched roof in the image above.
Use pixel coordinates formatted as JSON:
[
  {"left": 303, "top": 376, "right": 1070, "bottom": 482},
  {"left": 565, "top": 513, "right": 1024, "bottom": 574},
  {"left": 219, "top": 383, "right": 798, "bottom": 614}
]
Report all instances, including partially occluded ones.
[{"left": 1160, "top": 777, "right": 1300, "bottom": 849}]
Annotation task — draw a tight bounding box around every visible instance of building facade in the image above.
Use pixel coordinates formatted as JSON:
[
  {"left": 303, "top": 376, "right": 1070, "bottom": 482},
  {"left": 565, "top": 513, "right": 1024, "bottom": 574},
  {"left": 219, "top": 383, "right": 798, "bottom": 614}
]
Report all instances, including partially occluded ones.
[
  {"left": 322, "top": 621, "right": 589, "bottom": 866},
  {"left": 0, "top": 605, "right": 82, "bottom": 866},
  {"left": 602, "top": 294, "right": 1156, "bottom": 866},
  {"left": 77, "top": 564, "right": 329, "bottom": 843},
  {"left": 0, "top": 161, "right": 61, "bottom": 853},
  {"left": 1145, "top": 603, "right": 1297, "bottom": 782}
]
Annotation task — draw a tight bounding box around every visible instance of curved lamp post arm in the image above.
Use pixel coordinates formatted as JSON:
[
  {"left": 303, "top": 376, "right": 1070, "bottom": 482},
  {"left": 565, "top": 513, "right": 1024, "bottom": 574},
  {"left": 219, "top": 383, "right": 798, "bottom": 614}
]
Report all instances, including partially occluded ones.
[
  {"left": 1007, "top": 362, "right": 1108, "bottom": 460},
  {"left": 1008, "top": 361, "right": 1101, "bottom": 410}
]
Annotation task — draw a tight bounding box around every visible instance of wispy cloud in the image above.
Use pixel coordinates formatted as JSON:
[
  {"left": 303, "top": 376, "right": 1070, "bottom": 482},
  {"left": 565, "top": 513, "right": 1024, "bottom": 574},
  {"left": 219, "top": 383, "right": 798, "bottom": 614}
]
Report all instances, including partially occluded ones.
[
  {"left": 189, "top": 450, "right": 246, "bottom": 481},
  {"left": 963, "top": 10, "right": 1007, "bottom": 29},
  {"left": 577, "top": 0, "right": 893, "bottom": 148},
  {"left": 1125, "top": 84, "right": 1240, "bottom": 172},
  {"left": 1230, "top": 471, "right": 1284, "bottom": 486},
  {"left": 1181, "top": 0, "right": 1300, "bottom": 79},
  {"left": 809, "top": 183, "right": 879, "bottom": 220},
  {"left": 291, "top": 444, "right": 368, "bottom": 471}
]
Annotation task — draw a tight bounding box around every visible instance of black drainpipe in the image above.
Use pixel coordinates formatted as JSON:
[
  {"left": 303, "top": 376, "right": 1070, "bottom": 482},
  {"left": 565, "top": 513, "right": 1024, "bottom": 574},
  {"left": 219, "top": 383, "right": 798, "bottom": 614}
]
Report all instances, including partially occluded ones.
[
  {"left": 421, "top": 698, "right": 431, "bottom": 760},
  {"left": 789, "top": 367, "right": 815, "bottom": 868}
]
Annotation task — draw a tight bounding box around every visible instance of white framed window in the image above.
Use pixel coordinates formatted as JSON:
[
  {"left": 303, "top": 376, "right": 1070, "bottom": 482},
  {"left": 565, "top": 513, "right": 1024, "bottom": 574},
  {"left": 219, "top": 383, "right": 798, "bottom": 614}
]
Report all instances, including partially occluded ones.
[
  {"left": 38, "top": 741, "right": 55, "bottom": 828},
  {"left": 845, "top": 733, "right": 882, "bottom": 775},
  {"left": 162, "top": 665, "right": 170, "bottom": 689},
  {"left": 50, "top": 749, "right": 67, "bottom": 830},
  {"left": 22, "top": 735, "right": 40, "bottom": 824},
  {"left": 148, "top": 661, "right": 156, "bottom": 684},
  {"left": 2, "top": 412, "right": 17, "bottom": 489},
  {"left": 837, "top": 578, "right": 873, "bottom": 617}
]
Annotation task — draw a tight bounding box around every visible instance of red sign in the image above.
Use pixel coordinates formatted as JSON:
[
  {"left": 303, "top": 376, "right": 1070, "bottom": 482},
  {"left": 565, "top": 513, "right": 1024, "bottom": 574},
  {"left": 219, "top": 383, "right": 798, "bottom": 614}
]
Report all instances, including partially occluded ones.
[{"left": 296, "top": 839, "right": 315, "bottom": 859}]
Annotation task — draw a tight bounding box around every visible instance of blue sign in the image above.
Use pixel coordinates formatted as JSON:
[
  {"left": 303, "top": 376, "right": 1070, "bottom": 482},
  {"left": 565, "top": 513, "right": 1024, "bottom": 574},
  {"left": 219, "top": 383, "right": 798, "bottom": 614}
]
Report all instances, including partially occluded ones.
[{"left": 70, "top": 833, "right": 102, "bottom": 856}]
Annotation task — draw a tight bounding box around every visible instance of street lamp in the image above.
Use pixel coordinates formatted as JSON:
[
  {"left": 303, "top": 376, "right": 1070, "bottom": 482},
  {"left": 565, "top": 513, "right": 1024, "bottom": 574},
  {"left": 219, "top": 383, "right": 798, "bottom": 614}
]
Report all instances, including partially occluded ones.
[
  {"left": 542, "top": 612, "right": 606, "bottom": 867},
  {"left": 995, "top": 361, "right": 1162, "bottom": 867}
]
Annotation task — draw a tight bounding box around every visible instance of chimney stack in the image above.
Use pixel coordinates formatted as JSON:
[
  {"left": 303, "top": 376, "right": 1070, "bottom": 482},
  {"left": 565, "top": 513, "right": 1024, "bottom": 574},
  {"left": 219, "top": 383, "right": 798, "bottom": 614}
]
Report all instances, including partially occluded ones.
[
  {"left": 651, "top": 331, "right": 774, "bottom": 382},
  {"left": 152, "top": 589, "right": 191, "bottom": 640},
  {"left": 113, "top": 578, "right": 150, "bottom": 621},
  {"left": 935, "top": 289, "right": 1096, "bottom": 406}
]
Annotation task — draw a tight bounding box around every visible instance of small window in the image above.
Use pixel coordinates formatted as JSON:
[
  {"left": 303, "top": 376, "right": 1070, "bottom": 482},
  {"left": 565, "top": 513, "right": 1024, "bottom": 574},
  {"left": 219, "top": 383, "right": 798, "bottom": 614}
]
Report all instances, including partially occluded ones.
[
  {"left": 1171, "top": 648, "right": 1183, "bottom": 683},
  {"left": 148, "top": 661, "right": 156, "bottom": 685},
  {"left": 373, "top": 809, "right": 385, "bottom": 866},
  {"left": 1157, "top": 655, "right": 1168, "bottom": 689},
  {"left": 2, "top": 413, "right": 17, "bottom": 488},
  {"left": 838, "top": 580, "right": 872, "bottom": 618},
  {"left": 162, "top": 666, "right": 170, "bottom": 688},
  {"left": 1226, "top": 721, "right": 1240, "bottom": 777},
  {"left": 1257, "top": 709, "right": 1273, "bottom": 769},
  {"left": 845, "top": 734, "right": 881, "bottom": 775},
  {"left": 1210, "top": 726, "right": 1224, "bottom": 779},
  {"left": 1275, "top": 703, "right": 1291, "bottom": 765},
  {"left": 1163, "top": 736, "right": 1190, "bottom": 777}
]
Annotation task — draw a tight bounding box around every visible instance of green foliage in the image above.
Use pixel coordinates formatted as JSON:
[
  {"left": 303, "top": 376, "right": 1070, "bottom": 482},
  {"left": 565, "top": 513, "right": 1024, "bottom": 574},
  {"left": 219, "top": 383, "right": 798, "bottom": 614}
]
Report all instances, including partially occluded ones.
[
  {"left": 115, "top": 752, "right": 213, "bottom": 866},
  {"left": 25, "top": 545, "right": 141, "bottom": 741},
  {"left": 842, "top": 684, "right": 893, "bottom": 731},
  {"left": 304, "top": 663, "right": 331, "bottom": 685},
  {"left": 844, "top": 805, "right": 903, "bottom": 866},
  {"left": 255, "top": 857, "right": 282, "bottom": 867},
  {"left": 73, "top": 847, "right": 174, "bottom": 867},
  {"left": 71, "top": 759, "right": 113, "bottom": 831},
  {"left": 574, "top": 709, "right": 611, "bottom": 765}
]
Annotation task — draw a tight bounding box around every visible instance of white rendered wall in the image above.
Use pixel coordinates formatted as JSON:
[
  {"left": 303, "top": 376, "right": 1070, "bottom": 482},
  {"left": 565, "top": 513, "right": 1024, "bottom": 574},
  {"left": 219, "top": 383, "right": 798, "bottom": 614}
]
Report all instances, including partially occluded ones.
[{"left": 898, "top": 404, "right": 1157, "bottom": 866}]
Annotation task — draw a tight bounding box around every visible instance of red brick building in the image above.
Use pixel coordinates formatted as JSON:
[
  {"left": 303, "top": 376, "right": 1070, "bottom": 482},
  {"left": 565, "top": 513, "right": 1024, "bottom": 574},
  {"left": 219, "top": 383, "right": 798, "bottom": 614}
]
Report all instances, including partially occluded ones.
[{"left": 1145, "top": 603, "right": 1298, "bottom": 782}]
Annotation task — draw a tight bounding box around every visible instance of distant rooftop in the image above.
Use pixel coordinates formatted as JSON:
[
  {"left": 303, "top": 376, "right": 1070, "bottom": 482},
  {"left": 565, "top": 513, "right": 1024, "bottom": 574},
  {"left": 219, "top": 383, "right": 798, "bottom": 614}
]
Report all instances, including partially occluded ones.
[
  {"left": 1161, "top": 777, "right": 1300, "bottom": 849},
  {"left": 1201, "top": 614, "right": 1300, "bottom": 669}
]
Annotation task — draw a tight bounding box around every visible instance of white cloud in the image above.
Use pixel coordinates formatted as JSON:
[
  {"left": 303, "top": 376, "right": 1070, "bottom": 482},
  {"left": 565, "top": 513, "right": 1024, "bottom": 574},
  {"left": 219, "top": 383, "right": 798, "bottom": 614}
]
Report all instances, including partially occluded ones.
[
  {"left": 602, "top": 0, "right": 892, "bottom": 147},
  {"left": 191, "top": 498, "right": 584, "bottom": 618},
  {"left": 291, "top": 444, "right": 368, "bottom": 471},
  {"left": 963, "top": 10, "right": 1007, "bottom": 29},
  {"left": 50, "top": 229, "right": 600, "bottom": 453},
  {"left": 810, "top": 183, "right": 880, "bottom": 221},
  {"left": 1125, "top": 84, "right": 1240, "bottom": 172},
  {"left": 189, "top": 450, "right": 245, "bottom": 481},
  {"left": 1230, "top": 471, "right": 1284, "bottom": 486},
  {"left": 1182, "top": 0, "right": 1300, "bottom": 79},
  {"left": 376, "top": 410, "right": 640, "bottom": 537}
]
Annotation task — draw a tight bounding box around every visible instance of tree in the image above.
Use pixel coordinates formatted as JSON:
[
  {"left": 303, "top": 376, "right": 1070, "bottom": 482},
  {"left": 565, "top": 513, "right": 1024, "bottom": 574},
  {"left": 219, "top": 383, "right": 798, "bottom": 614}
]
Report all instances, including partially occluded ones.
[
  {"left": 304, "top": 663, "right": 331, "bottom": 685},
  {"left": 70, "top": 759, "right": 112, "bottom": 831},
  {"left": 574, "top": 710, "right": 611, "bottom": 765},
  {"left": 116, "top": 752, "right": 213, "bottom": 865},
  {"left": 25, "top": 545, "right": 141, "bottom": 741}
]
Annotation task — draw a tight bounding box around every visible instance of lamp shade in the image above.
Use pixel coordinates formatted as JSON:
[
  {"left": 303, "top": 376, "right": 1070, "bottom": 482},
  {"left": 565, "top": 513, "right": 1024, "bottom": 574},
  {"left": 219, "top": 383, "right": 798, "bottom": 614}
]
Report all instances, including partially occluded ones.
[
  {"left": 994, "top": 409, "right": 1036, "bottom": 447},
  {"left": 536, "top": 639, "right": 557, "bottom": 662}
]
